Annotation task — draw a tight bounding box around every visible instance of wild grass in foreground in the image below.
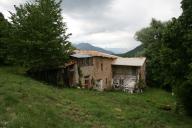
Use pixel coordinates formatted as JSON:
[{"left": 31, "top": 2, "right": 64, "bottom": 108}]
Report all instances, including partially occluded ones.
[{"left": 0, "top": 67, "right": 192, "bottom": 128}]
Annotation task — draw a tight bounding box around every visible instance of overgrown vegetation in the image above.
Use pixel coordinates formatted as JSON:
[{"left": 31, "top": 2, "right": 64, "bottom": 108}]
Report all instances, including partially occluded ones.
[
  {"left": 0, "top": 67, "right": 192, "bottom": 128},
  {"left": 135, "top": 0, "right": 192, "bottom": 115}
]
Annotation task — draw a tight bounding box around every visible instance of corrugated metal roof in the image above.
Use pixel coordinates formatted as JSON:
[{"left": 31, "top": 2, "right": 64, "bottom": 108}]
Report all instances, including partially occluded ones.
[
  {"left": 112, "top": 57, "right": 146, "bottom": 67},
  {"left": 71, "top": 54, "right": 92, "bottom": 58},
  {"left": 71, "top": 50, "right": 117, "bottom": 59}
]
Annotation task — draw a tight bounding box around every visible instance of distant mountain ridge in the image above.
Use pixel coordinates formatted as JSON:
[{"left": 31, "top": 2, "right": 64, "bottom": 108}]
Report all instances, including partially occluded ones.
[
  {"left": 105, "top": 48, "right": 129, "bottom": 54},
  {"left": 73, "top": 43, "right": 144, "bottom": 56},
  {"left": 117, "top": 45, "right": 144, "bottom": 57},
  {"left": 73, "top": 43, "right": 113, "bottom": 54}
]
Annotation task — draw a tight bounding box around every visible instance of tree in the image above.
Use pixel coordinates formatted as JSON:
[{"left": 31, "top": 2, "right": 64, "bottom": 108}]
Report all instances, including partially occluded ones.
[
  {"left": 136, "top": 0, "right": 192, "bottom": 115},
  {"left": 161, "top": 0, "right": 192, "bottom": 115},
  {"left": 10, "top": 0, "right": 73, "bottom": 68},
  {"left": 0, "top": 12, "right": 11, "bottom": 65},
  {"left": 175, "top": 0, "right": 192, "bottom": 115},
  {"left": 135, "top": 19, "right": 172, "bottom": 90}
]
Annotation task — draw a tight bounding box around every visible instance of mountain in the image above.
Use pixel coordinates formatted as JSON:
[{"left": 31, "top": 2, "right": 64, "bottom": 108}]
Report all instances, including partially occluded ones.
[
  {"left": 104, "top": 48, "right": 129, "bottom": 54},
  {"left": 118, "top": 45, "right": 144, "bottom": 57},
  {"left": 73, "top": 43, "right": 113, "bottom": 54}
]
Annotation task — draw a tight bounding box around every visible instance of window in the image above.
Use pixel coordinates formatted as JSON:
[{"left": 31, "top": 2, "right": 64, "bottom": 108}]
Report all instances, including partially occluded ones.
[
  {"left": 86, "top": 58, "right": 89, "bottom": 65},
  {"left": 131, "top": 68, "right": 136, "bottom": 75},
  {"left": 119, "top": 79, "right": 124, "bottom": 85},
  {"left": 101, "top": 63, "right": 103, "bottom": 71},
  {"left": 128, "top": 67, "right": 137, "bottom": 76},
  {"left": 78, "top": 58, "right": 93, "bottom": 66},
  {"left": 89, "top": 58, "right": 93, "bottom": 66},
  {"left": 84, "top": 76, "right": 90, "bottom": 88},
  {"left": 95, "top": 79, "right": 103, "bottom": 90},
  {"left": 96, "top": 79, "right": 101, "bottom": 87}
]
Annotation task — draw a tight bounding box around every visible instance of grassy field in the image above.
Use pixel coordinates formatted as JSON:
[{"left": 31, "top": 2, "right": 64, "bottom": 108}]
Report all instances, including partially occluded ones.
[{"left": 0, "top": 67, "right": 192, "bottom": 128}]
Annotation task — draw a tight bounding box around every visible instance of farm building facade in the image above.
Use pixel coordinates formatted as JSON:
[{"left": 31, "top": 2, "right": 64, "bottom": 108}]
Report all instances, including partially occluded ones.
[
  {"left": 69, "top": 50, "right": 146, "bottom": 92},
  {"left": 28, "top": 50, "right": 146, "bottom": 92}
]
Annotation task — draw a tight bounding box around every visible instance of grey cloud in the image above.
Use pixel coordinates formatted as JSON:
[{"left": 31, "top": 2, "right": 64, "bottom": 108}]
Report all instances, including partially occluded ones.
[
  {"left": 62, "top": 0, "right": 150, "bottom": 35},
  {"left": 0, "top": 0, "right": 182, "bottom": 49},
  {"left": 64, "top": 0, "right": 182, "bottom": 50},
  {"left": 62, "top": 0, "right": 112, "bottom": 13}
]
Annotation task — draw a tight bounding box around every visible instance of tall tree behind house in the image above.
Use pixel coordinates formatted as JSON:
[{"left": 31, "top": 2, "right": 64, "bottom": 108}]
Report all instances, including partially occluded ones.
[{"left": 10, "top": 0, "right": 73, "bottom": 69}]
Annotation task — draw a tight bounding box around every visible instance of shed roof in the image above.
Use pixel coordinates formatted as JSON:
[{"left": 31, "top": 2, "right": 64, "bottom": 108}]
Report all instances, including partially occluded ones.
[
  {"left": 71, "top": 50, "right": 117, "bottom": 59},
  {"left": 112, "top": 57, "right": 146, "bottom": 67}
]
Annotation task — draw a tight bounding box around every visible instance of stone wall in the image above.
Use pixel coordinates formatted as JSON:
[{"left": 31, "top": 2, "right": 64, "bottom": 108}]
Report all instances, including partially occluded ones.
[
  {"left": 93, "top": 57, "right": 114, "bottom": 90},
  {"left": 75, "top": 57, "right": 114, "bottom": 90}
]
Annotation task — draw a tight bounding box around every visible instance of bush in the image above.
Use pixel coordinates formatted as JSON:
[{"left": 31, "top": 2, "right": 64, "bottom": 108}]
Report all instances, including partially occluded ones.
[{"left": 177, "top": 80, "right": 192, "bottom": 116}]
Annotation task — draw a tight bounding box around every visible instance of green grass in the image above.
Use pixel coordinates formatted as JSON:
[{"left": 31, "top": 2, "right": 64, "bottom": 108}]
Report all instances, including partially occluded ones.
[{"left": 0, "top": 67, "right": 192, "bottom": 128}]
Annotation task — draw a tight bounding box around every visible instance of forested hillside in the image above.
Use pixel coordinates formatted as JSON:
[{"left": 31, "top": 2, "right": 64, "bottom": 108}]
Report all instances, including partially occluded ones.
[{"left": 118, "top": 45, "right": 144, "bottom": 57}]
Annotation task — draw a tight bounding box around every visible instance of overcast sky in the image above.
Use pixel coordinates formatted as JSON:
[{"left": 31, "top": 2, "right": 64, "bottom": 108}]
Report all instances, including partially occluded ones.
[{"left": 0, "top": 0, "right": 182, "bottom": 51}]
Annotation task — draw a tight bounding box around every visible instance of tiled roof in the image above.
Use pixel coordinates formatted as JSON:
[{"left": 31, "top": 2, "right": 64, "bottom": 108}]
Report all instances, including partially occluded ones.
[{"left": 112, "top": 57, "right": 146, "bottom": 67}]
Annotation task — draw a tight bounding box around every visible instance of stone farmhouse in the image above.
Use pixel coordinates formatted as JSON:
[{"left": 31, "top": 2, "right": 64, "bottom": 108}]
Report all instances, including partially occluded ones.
[
  {"left": 69, "top": 50, "right": 146, "bottom": 92},
  {"left": 28, "top": 50, "right": 146, "bottom": 92}
]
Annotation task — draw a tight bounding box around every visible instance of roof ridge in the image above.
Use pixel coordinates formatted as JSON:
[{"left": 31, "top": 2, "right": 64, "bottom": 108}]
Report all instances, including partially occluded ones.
[{"left": 73, "top": 50, "right": 117, "bottom": 59}]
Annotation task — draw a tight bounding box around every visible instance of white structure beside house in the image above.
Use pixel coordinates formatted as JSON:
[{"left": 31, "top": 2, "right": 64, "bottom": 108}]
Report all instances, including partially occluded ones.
[{"left": 112, "top": 57, "right": 146, "bottom": 93}]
